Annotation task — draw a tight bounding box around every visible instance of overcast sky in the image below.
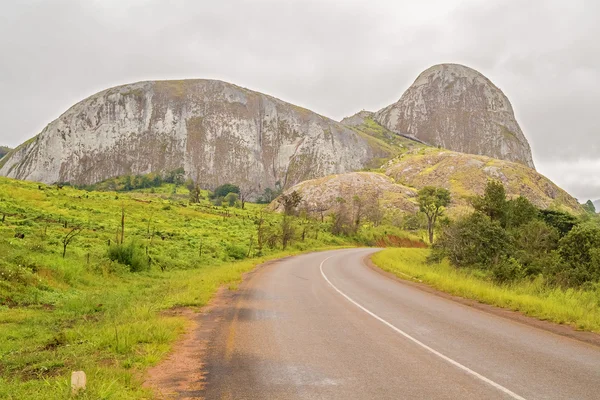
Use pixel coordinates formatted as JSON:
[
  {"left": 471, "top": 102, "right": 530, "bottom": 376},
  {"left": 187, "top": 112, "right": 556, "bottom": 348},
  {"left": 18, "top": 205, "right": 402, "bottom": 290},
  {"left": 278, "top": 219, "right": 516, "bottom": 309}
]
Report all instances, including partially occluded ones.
[{"left": 1, "top": 0, "right": 598, "bottom": 200}]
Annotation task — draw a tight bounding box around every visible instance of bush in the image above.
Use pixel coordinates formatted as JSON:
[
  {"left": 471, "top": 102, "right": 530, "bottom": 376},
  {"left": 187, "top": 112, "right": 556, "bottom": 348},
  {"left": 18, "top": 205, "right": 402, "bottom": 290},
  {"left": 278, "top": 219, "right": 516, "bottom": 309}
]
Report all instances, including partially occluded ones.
[
  {"left": 491, "top": 257, "right": 524, "bottom": 283},
  {"left": 538, "top": 209, "right": 578, "bottom": 237},
  {"left": 558, "top": 223, "right": 600, "bottom": 285},
  {"left": 513, "top": 219, "right": 559, "bottom": 276},
  {"left": 225, "top": 243, "right": 247, "bottom": 260},
  {"left": 212, "top": 184, "right": 240, "bottom": 199},
  {"left": 437, "top": 212, "right": 512, "bottom": 268},
  {"left": 107, "top": 242, "right": 148, "bottom": 272},
  {"left": 224, "top": 192, "right": 239, "bottom": 207}
]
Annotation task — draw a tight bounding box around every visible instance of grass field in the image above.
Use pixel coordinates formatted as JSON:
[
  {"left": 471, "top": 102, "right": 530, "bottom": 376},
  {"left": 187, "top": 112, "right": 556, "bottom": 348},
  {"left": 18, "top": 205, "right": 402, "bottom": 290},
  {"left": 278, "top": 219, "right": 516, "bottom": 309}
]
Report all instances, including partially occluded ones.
[
  {"left": 371, "top": 248, "right": 600, "bottom": 333},
  {"left": 0, "top": 177, "right": 351, "bottom": 398}
]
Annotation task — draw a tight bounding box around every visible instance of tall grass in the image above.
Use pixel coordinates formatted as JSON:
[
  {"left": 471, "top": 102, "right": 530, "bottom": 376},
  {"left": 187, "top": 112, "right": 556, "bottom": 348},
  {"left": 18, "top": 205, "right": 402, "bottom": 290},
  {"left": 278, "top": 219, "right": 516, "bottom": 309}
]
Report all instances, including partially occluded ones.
[
  {"left": 0, "top": 176, "right": 354, "bottom": 399},
  {"left": 372, "top": 248, "right": 600, "bottom": 332}
]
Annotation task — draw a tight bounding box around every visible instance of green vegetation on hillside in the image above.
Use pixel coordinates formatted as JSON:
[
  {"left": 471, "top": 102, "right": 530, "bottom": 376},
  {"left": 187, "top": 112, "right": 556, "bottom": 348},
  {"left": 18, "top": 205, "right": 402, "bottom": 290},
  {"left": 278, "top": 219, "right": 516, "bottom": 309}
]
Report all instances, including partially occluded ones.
[
  {"left": 0, "top": 176, "right": 362, "bottom": 398},
  {"left": 372, "top": 180, "right": 600, "bottom": 332},
  {"left": 349, "top": 117, "right": 423, "bottom": 168},
  {"left": 432, "top": 180, "right": 600, "bottom": 286},
  {"left": 384, "top": 147, "right": 582, "bottom": 214},
  {"left": 0, "top": 146, "right": 11, "bottom": 159}
]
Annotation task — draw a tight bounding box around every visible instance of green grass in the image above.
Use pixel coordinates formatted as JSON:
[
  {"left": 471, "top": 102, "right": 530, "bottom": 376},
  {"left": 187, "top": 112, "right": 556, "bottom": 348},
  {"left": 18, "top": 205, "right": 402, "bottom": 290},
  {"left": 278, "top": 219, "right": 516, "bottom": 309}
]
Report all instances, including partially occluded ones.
[
  {"left": 372, "top": 248, "right": 600, "bottom": 333},
  {"left": 0, "top": 176, "right": 352, "bottom": 398}
]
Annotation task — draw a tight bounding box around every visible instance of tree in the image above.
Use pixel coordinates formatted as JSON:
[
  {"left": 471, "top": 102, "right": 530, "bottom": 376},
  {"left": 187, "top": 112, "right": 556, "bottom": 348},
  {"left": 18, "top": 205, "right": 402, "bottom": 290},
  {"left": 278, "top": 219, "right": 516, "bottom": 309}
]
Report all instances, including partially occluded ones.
[
  {"left": 472, "top": 180, "right": 507, "bottom": 223},
  {"left": 558, "top": 223, "right": 600, "bottom": 285},
  {"left": 277, "top": 191, "right": 302, "bottom": 249},
  {"left": 212, "top": 184, "right": 240, "bottom": 199},
  {"left": 278, "top": 190, "right": 302, "bottom": 216},
  {"left": 238, "top": 182, "right": 256, "bottom": 209},
  {"left": 166, "top": 167, "right": 186, "bottom": 185},
  {"left": 331, "top": 197, "right": 354, "bottom": 235},
  {"left": 436, "top": 212, "right": 512, "bottom": 268},
  {"left": 538, "top": 209, "right": 578, "bottom": 237},
  {"left": 186, "top": 179, "right": 202, "bottom": 203},
  {"left": 583, "top": 200, "right": 597, "bottom": 214},
  {"left": 224, "top": 192, "right": 239, "bottom": 207},
  {"left": 62, "top": 227, "right": 82, "bottom": 258},
  {"left": 513, "top": 219, "right": 559, "bottom": 276},
  {"left": 505, "top": 196, "right": 538, "bottom": 229},
  {"left": 418, "top": 186, "right": 451, "bottom": 244}
]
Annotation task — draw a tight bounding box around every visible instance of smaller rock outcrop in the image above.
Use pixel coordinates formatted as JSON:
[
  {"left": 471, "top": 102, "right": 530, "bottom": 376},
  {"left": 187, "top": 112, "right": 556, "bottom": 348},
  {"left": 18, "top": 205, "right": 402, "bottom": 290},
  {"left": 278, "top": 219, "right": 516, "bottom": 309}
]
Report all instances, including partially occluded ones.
[{"left": 271, "top": 172, "right": 417, "bottom": 215}]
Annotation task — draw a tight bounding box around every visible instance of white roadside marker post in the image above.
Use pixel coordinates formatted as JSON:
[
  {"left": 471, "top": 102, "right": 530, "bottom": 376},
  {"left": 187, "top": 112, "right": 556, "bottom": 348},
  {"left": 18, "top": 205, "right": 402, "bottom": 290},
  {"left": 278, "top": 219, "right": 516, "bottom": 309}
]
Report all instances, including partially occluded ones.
[{"left": 71, "top": 371, "right": 87, "bottom": 396}]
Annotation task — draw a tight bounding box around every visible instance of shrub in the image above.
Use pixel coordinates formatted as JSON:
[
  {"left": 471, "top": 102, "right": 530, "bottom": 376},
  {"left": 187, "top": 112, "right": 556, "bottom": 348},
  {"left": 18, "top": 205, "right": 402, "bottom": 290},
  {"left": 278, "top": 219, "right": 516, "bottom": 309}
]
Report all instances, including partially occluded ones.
[
  {"left": 538, "top": 209, "right": 578, "bottom": 237},
  {"left": 491, "top": 257, "right": 524, "bottom": 283},
  {"left": 437, "top": 212, "right": 512, "bottom": 268},
  {"left": 558, "top": 223, "right": 600, "bottom": 285},
  {"left": 212, "top": 184, "right": 240, "bottom": 199},
  {"left": 224, "top": 192, "right": 239, "bottom": 207},
  {"left": 225, "top": 243, "right": 247, "bottom": 260},
  {"left": 513, "top": 219, "right": 559, "bottom": 276},
  {"left": 107, "top": 242, "right": 148, "bottom": 272}
]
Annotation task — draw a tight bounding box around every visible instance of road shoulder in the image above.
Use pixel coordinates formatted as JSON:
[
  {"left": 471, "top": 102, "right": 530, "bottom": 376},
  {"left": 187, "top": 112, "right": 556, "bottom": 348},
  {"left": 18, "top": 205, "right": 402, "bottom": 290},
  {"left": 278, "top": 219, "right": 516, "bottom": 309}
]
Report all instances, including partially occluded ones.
[{"left": 365, "top": 253, "right": 600, "bottom": 348}]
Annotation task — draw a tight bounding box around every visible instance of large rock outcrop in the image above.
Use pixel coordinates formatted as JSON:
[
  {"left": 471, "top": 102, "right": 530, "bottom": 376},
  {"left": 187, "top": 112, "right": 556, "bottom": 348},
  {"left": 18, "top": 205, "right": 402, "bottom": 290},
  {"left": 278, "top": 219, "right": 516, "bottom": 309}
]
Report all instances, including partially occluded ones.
[
  {"left": 375, "top": 64, "right": 535, "bottom": 168},
  {"left": 0, "top": 80, "right": 388, "bottom": 190}
]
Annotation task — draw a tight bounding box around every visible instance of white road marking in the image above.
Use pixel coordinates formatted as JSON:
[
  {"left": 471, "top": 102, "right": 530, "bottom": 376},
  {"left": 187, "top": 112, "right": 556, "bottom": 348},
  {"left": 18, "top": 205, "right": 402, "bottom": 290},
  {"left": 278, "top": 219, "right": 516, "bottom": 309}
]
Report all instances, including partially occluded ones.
[{"left": 319, "top": 253, "right": 528, "bottom": 400}]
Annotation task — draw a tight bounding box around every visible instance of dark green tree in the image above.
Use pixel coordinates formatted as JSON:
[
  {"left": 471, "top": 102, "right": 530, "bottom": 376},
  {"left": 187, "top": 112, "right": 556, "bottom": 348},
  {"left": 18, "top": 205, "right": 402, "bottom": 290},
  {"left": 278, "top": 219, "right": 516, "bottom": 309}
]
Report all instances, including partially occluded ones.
[
  {"left": 513, "top": 219, "right": 559, "bottom": 276},
  {"left": 505, "top": 196, "right": 538, "bottom": 229},
  {"left": 436, "top": 212, "right": 513, "bottom": 268},
  {"left": 538, "top": 209, "right": 578, "bottom": 237},
  {"left": 472, "top": 180, "right": 508, "bottom": 224},
  {"left": 418, "top": 186, "right": 451, "bottom": 244},
  {"left": 212, "top": 184, "right": 240, "bottom": 199},
  {"left": 558, "top": 223, "right": 600, "bottom": 285}
]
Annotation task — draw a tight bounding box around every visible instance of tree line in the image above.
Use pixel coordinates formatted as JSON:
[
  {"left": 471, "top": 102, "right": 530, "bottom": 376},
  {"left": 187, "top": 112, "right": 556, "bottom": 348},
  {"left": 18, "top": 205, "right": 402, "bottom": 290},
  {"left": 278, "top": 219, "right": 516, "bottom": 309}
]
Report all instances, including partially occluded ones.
[{"left": 425, "top": 180, "right": 600, "bottom": 287}]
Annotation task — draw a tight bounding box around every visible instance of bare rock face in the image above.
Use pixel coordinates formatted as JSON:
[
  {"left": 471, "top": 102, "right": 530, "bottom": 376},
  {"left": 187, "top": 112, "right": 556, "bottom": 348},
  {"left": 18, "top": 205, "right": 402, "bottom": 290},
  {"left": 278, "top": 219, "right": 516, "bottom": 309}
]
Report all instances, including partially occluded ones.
[
  {"left": 271, "top": 172, "right": 418, "bottom": 215},
  {"left": 0, "top": 80, "right": 386, "bottom": 190},
  {"left": 375, "top": 64, "right": 535, "bottom": 169}
]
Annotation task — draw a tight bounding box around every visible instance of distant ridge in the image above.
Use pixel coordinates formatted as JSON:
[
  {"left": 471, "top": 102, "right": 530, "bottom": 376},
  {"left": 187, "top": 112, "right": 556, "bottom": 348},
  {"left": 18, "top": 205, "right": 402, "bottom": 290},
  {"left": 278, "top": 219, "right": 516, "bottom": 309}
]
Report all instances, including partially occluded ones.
[{"left": 0, "top": 146, "right": 11, "bottom": 159}]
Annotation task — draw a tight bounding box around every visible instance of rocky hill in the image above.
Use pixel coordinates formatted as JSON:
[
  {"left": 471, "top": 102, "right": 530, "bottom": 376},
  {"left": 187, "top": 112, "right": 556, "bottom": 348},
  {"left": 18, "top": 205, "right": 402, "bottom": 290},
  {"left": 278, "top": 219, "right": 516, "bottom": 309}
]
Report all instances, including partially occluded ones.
[
  {"left": 271, "top": 172, "right": 418, "bottom": 215},
  {"left": 375, "top": 64, "right": 535, "bottom": 168},
  {"left": 0, "top": 80, "right": 392, "bottom": 191},
  {"left": 0, "top": 146, "right": 11, "bottom": 159},
  {"left": 276, "top": 147, "right": 581, "bottom": 216}
]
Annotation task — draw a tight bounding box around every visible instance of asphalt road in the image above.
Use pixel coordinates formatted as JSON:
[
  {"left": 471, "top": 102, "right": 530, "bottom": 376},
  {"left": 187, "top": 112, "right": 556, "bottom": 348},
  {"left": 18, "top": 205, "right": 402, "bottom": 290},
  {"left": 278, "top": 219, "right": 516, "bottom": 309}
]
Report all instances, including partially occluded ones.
[{"left": 201, "top": 249, "right": 600, "bottom": 399}]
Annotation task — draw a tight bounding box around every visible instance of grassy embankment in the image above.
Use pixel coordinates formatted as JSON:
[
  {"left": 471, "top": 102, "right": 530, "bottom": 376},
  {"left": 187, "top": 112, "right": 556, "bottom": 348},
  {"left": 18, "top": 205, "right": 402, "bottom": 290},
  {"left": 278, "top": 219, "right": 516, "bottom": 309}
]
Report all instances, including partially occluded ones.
[
  {"left": 372, "top": 248, "right": 600, "bottom": 332},
  {"left": 0, "top": 177, "right": 355, "bottom": 399}
]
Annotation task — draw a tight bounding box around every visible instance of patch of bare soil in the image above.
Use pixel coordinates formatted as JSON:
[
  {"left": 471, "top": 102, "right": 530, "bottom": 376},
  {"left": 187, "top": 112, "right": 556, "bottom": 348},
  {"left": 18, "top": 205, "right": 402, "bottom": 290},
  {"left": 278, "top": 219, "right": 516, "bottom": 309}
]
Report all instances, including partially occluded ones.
[{"left": 143, "top": 258, "right": 288, "bottom": 399}]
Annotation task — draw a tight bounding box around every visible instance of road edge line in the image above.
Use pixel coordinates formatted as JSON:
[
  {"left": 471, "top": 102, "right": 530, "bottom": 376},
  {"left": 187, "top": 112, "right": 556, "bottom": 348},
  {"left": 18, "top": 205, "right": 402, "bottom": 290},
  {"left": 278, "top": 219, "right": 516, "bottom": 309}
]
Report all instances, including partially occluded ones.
[{"left": 319, "top": 254, "right": 528, "bottom": 400}]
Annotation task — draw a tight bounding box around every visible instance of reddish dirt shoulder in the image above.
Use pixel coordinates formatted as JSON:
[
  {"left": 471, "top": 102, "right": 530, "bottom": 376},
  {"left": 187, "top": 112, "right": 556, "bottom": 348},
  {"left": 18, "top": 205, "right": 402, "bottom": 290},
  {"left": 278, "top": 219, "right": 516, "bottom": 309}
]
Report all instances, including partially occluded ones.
[{"left": 143, "top": 258, "right": 290, "bottom": 399}]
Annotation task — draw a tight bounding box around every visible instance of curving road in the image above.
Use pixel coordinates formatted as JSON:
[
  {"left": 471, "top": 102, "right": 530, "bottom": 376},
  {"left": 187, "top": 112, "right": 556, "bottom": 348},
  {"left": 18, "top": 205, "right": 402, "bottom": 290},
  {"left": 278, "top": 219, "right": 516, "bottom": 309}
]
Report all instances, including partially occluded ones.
[{"left": 201, "top": 249, "right": 600, "bottom": 399}]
